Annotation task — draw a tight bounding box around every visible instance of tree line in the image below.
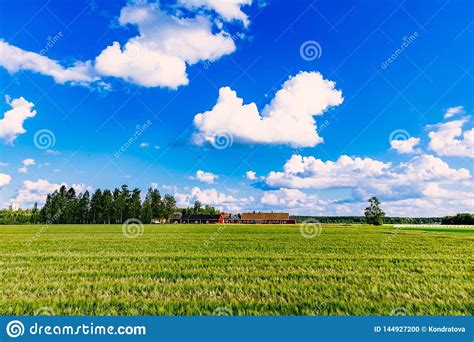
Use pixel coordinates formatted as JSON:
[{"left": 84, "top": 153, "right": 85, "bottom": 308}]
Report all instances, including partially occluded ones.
[{"left": 0, "top": 185, "right": 178, "bottom": 225}]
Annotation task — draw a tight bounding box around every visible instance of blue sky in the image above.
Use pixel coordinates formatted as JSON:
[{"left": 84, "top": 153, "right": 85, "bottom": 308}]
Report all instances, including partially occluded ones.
[{"left": 0, "top": 0, "right": 473, "bottom": 216}]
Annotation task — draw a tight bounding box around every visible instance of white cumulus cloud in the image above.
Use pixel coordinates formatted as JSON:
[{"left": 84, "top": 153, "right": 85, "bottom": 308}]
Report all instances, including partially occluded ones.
[
  {"left": 427, "top": 117, "right": 474, "bottom": 158},
  {"left": 0, "top": 1, "right": 250, "bottom": 90},
  {"left": 17, "top": 158, "right": 36, "bottom": 174},
  {"left": 245, "top": 170, "right": 257, "bottom": 180},
  {"left": 8, "top": 179, "right": 90, "bottom": 208},
  {"left": 0, "top": 95, "right": 37, "bottom": 144},
  {"left": 95, "top": 2, "right": 237, "bottom": 89},
  {"left": 444, "top": 106, "right": 464, "bottom": 119},
  {"left": 193, "top": 170, "right": 218, "bottom": 184},
  {"left": 390, "top": 137, "right": 420, "bottom": 154},
  {"left": 0, "top": 173, "right": 11, "bottom": 188},
  {"left": 179, "top": 0, "right": 252, "bottom": 26},
  {"left": 264, "top": 154, "right": 471, "bottom": 202},
  {"left": 193, "top": 71, "right": 343, "bottom": 148},
  {"left": 0, "top": 40, "right": 98, "bottom": 85},
  {"left": 174, "top": 186, "right": 253, "bottom": 212}
]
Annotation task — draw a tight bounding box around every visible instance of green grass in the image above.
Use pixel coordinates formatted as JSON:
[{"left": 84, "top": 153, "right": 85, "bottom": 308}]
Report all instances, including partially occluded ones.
[{"left": 0, "top": 224, "right": 472, "bottom": 315}]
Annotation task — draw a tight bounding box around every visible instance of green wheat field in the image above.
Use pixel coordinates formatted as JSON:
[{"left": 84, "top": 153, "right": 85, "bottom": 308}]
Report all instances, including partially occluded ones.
[{"left": 0, "top": 224, "right": 472, "bottom": 315}]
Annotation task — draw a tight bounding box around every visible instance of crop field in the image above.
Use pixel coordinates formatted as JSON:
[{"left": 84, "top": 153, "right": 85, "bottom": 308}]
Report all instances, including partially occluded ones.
[{"left": 0, "top": 224, "right": 472, "bottom": 316}]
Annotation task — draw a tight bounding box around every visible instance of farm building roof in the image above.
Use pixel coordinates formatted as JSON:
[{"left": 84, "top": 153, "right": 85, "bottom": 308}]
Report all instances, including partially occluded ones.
[
  {"left": 241, "top": 212, "right": 290, "bottom": 220},
  {"left": 181, "top": 214, "right": 221, "bottom": 221}
]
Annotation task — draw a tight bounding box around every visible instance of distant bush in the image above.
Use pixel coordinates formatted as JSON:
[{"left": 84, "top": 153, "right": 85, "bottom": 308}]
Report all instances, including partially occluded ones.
[{"left": 441, "top": 213, "right": 474, "bottom": 225}]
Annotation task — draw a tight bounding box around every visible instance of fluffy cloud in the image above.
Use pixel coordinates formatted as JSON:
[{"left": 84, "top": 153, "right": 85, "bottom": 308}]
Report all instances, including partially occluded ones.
[
  {"left": 140, "top": 142, "right": 150, "bottom": 148},
  {"left": 1, "top": 1, "right": 249, "bottom": 90},
  {"left": 179, "top": 0, "right": 252, "bottom": 26},
  {"left": 427, "top": 117, "right": 474, "bottom": 158},
  {"left": 0, "top": 173, "right": 11, "bottom": 188},
  {"left": 390, "top": 137, "right": 420, "bottom": 154},
  {"left": 193, "top": 72, "right": 343, "bottom": 148},
  {"left": 94, "top": 2, "right": 237, "bottom": 88},
  {"left": 444, "top": 106, "right": 464, "bottom": 119},
  {"left": 0, "top": 40, "right": 97, "bottom": 85},
  {"left": 8, "top": 179, "right": 89, "bottom": 208},
  {"left": 261, "top": 188, "right": 324, "bottom": 210},
  {"left": 174, "top": 186, "right": 253, "bottom": 212},
  {"left": 245, "top": 170, "right": 257, "bottom": 180},
  {"left": 0, "top": 95, "right": 36, "bottom": 144},
  {"left": 264, "top": 154, "right": 471, "bottom": 202},
  {"left": 193, "top": 170, "right": 218, "bottom": 184},
  {"left": 18, "top": 158, "right": 36, "bottom": 174}
]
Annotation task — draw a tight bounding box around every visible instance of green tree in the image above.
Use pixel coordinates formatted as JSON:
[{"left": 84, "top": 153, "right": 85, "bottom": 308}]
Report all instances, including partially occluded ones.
[
  {"left": 141, "top": 188, "right": 153, "bottom": 224},
  {"left": 163, "top": 194, "right": 176, "bottom": 222},
  {"left": 128, "top": 188, "right": 142, "bottom": 219},
  {"left": 77, "top": 191, "right": 90, "bottom": 224},
  {"left": 102, "top": 190, "right": 113, "bottom": 224},
  {"left": 150, "top": 188, "right": 163, "bottom": 220},
  {"left": 89, "top": 189, "right": 103, "bottom": 224},
  {"left": 364, "top": 197, "right": 385, "bottom": 225}
]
